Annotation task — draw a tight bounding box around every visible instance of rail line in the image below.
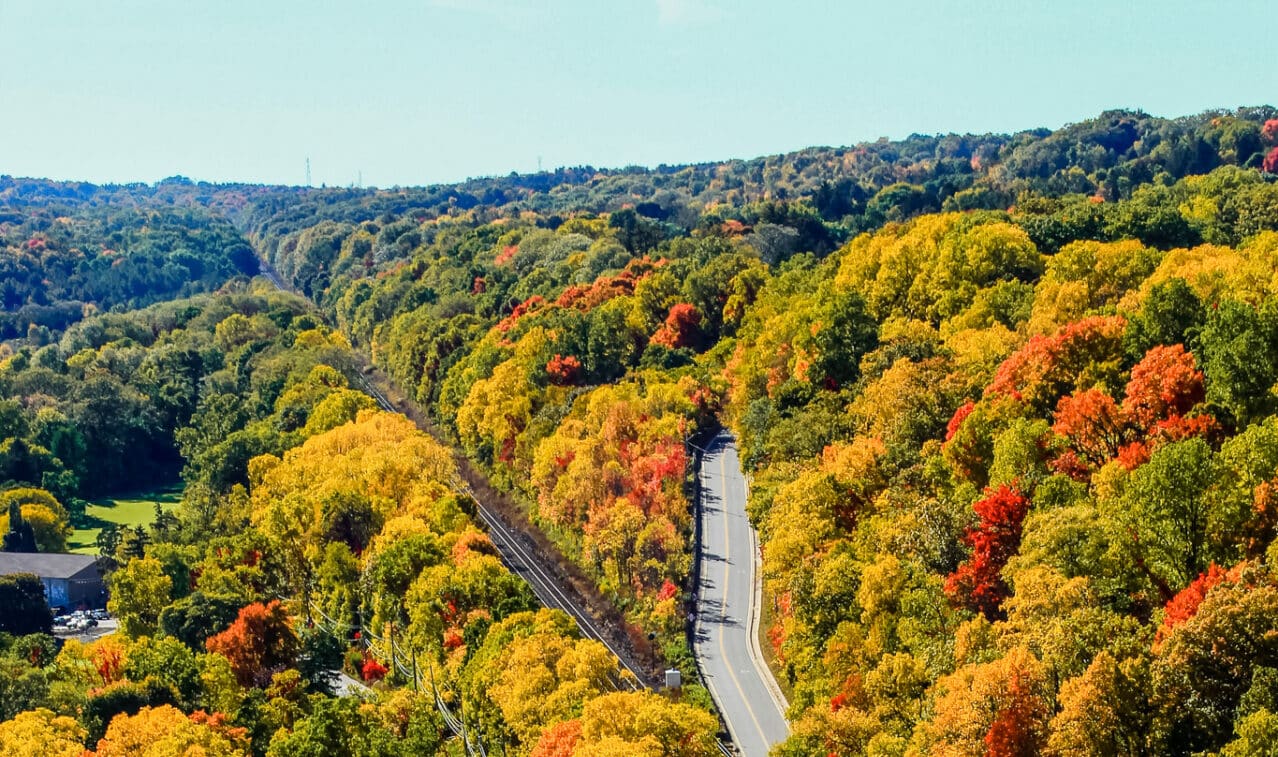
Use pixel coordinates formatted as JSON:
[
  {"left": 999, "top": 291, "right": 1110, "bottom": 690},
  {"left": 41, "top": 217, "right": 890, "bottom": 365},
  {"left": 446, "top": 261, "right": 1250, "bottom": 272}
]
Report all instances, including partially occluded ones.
[
  {"left": 262, "top": 262, "right": 648, "bottom": 689},
  {"left": 260, "top": 261, "right": 746, "bottom": 752}
]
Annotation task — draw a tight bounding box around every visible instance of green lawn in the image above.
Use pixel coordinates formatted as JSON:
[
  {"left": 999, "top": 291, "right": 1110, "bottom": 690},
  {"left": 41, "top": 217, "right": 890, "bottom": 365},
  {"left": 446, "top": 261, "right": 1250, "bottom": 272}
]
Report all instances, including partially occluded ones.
[{"left": 67, "top": 485, "right": 184, "bottom": 555}]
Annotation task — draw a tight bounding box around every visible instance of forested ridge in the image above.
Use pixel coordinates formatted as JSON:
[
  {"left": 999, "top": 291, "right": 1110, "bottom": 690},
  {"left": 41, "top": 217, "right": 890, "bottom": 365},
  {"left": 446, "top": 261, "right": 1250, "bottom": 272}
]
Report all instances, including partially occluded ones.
[{"left": 3, "top": 106, "right": 1278, "bottom": 756}]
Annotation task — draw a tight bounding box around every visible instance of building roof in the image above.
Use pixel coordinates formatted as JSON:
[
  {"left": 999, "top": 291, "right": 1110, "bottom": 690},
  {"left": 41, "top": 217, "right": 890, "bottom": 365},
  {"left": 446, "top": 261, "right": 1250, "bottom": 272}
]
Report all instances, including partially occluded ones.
[{"left": 0, "top": 552, "right": 104, "bottom": 581}]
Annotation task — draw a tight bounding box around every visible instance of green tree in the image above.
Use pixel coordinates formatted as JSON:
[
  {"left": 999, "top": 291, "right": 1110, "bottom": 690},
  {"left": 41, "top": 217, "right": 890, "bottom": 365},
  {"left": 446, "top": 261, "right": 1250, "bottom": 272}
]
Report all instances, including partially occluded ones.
[
  {"left": 1198, "top": 300, "right": 1278, "bottom": 427},
  {"left": 266, "top": 696, "right": 398, "bottom": 757},
  {"left": 158, "top": 591, "right": 246, "bottom": 650},
  {"left": 0, "top": 573, "right": 52, "bottom": 634},
  {"left": 1103, "top": 438, "right": 1217, "bottom": 597}
]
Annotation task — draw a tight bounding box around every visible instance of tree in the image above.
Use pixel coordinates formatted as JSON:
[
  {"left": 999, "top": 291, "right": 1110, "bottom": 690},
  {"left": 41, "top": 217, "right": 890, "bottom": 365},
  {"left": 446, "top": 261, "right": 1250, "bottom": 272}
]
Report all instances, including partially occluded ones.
[
  {"left": 0, "top": 657, "right": 50, "bottom": 721},
  {"left": 810, "top": 290, "right": 878, "bottom": 389},
  {"left": 987, "top": 315, "right": 1127, "bottom": 413},
  {"left": 1122, "top": 278, "right": 1205, "bottom": 360},
  {"left": 1104, "top": 438, "right": 1217, "bottom": 597},
  {"left": 945, "top": 485, "right": 1032, "bottom": 620},
  {"left": 0, "top": 708, "right": 86, "bottom": 757},
  {"left": 577, "top": 690, "right": 718, "bottom": 756},
  {"left": 206, "top": 600, "right": 299, "bottom": 688},
  {"left": 157, "top": 590, "right": 249, "bottom": 649},
  {"left": 1197, "top": 300, "right": 1278, "bottom": 427},
  {"left": 81, "top": 679, "right": 180, "bottom": 745},
  {"left": 916, "top": 647, "right": 1053, "bottom": 757},
  {"left": 608, "top": 209, "right": 665, "bottom": 255},
  {"left": 1155, "top": 564, "right": 1229, "bottom": 646},
  {"left": 1053, "top": 389, "right": 1129, "bottom": 469},
  {"left": 0, "top": 573, "right": 52, "bottom": 634},
  {"left": 1121, "top": 344, "right": 1206, "bottom": 432},
  {"left": 265, "top": 696, "right": 396, "bottom": 757},
  {"left": 987, "top": 661, "right": 1051, "bottom": 757},
  {"left": 108, "top": 557, "right": 173, "bottom": 638},
  {"left": 2, "top": 500, "right": 36, "bottom": 553},
  {"left": 546, "top": 354, "right": 583, "bottom": 386},
  {"left": 1221, "top": 709, "right": 1278, "bottom": 757},
  {"left": 1153, "top": 575, "right": 1278, "bottom": 755},
  {"left": 531, "top": 719, "right": 583, "bottom": 757},
  {"left": 480, "top": 630, "right": 616, "bottom": 746},
  {"left": 1265, "top": 147, "right": 1278, "bottom": 175},
  {"left": 1047, "top": 652, "right": 1153, "bottom": 757},
  {"left": 90, "top": 704, "right": 248, "bottom": 757},
  {"left": 123, "top": 636, "right": 202, "bottom": 706},
  {"left": 19, "top": 507, "right": 68, "bottom": 553}
]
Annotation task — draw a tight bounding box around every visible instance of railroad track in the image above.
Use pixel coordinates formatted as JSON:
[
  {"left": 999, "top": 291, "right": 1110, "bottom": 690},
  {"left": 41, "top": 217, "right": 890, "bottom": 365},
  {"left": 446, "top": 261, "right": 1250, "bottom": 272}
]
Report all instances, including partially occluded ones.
[
  {"left": 347, "top": 370, "right": 648, "bottom": 688},
  {"left": 261, "top": 261, "right": 651, "bottom": 689},
  {"left": 260, "top": 262, "right": 744, "bottom": 752}
]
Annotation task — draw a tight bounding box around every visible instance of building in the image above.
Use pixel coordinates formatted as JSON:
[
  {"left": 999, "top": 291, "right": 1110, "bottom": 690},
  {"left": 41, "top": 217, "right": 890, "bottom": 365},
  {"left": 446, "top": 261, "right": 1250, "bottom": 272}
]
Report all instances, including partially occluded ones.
[{"left": 0, "top": 553, "right": 107, "bottom": 610}]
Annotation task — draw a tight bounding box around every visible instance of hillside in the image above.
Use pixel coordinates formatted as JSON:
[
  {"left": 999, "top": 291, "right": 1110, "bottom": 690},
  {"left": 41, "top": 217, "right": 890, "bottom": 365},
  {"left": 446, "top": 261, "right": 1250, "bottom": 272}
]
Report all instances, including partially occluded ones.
[{"left": 2, "top": 106, "right": 1278, "bottom": 756}]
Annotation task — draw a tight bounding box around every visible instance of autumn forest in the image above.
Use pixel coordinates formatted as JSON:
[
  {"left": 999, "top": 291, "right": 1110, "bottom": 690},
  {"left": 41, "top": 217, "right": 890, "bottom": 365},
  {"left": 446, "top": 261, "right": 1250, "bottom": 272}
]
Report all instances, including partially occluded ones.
[{"left": 3, "top": 107, "right": 1278, "bottom": 756}]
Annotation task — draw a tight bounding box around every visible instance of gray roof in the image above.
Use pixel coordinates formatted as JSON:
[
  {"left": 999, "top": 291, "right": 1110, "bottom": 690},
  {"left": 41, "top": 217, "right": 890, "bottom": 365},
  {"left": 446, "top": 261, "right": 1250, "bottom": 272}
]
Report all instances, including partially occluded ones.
[{"left": 0, "top": 552, "right": 104, "bottom": 581}]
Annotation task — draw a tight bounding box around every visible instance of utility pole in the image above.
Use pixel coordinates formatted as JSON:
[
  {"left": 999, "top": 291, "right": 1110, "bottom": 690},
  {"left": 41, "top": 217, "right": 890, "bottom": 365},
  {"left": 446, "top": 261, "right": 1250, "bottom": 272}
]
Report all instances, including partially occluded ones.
[{"left": 305, "top": 157, "right": 311, "bottom": 187}]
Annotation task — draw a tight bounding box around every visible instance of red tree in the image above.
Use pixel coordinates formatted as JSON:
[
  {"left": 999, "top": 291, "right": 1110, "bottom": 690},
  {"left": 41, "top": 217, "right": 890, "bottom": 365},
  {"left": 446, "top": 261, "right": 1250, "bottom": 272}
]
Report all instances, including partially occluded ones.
[
  {"left": 945, "top": 485, "right": 1032, "bottom": 620},
  {"left": 650, "top": 303, "right": 703, "bottom": 350},
  {"left": 986, "top": 316, "right": 1126, "bottom": 410},
  {"left": 531, "top": 719, "right": 583, "bottom": 757},
  {"left": 495, "top": 244, "right": 518, "bottom": 266},
  {"left": 1264, "top": 147, "right": 1278, "bottom": 175},
  {"left": 1053, "top": 389, "right": 1128, "bottom": 468},
  {"left": 361, "top": 656, "right": 388, "bottom": 682},
  {"left": 1264, "top": 119, "right": 1278, "bottom": 144},
  {"left": 985, "top": 664, "right": 1046, "bottom": 757},
  {"left": 495, "top": 296, "right": 545, "bottom": 334},
  {"left": 1155, "top": 563, "right": 1230, "bottom": 647},
  {"left": 945, "top": 400, "right": 976, "bottom": 443},
  {"left": 1122, "top": 344, "right": 1205, "bottom": 431},
  {"left": 205, "top": 600, "right": 299, "bottom": 687},
  {"left": 546, "top": 354, "right": 582, "bottom": 385}
]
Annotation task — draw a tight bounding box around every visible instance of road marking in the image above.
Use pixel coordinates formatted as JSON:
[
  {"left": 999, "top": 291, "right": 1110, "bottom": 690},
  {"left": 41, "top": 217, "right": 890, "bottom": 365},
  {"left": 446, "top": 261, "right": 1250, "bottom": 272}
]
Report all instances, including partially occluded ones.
[{"left": 716, "top": 444, "right": 773, "bottom": 751}]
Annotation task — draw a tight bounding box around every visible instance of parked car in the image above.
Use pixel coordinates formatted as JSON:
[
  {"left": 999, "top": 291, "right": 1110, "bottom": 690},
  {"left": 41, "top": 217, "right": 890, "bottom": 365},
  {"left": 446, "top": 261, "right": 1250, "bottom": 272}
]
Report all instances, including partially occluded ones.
[{"left": 65, "top": 616, "right": 98, "bottom": 632}]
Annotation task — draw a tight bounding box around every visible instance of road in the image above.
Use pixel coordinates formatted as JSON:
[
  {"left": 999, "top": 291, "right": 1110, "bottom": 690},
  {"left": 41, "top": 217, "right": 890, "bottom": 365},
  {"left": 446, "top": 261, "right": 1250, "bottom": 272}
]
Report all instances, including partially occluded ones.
[{"left": 696, "top": 431, "right": 789, "bottom": 757}]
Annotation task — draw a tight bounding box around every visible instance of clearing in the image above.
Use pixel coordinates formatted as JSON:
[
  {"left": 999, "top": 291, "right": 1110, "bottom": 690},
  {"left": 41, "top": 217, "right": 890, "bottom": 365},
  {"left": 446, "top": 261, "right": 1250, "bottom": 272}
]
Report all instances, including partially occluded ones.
[{"left": 67, "top": 485, "right": 183, "bottom": 555}]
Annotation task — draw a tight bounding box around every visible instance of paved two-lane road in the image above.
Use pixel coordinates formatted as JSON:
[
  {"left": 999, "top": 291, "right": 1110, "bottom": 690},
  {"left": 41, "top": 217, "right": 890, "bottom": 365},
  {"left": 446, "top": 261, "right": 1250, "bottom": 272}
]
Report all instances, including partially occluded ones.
[{"left": 695, "top": 431, "right": 789, "bottom": 756}]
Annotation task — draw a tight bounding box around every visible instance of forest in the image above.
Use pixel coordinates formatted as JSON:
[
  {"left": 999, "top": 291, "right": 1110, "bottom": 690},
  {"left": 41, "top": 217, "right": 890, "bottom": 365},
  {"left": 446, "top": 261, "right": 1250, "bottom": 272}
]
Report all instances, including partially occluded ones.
[{"left": 2, "top": 106, "right": 1278, "bottom": 756}]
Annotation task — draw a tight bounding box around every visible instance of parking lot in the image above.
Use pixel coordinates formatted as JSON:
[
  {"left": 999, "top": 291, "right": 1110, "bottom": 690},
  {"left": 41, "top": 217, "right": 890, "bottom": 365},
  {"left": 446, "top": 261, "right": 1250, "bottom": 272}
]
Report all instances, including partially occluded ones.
[{"left": 53, "top": 611, "right": 118, "bottom": 642}]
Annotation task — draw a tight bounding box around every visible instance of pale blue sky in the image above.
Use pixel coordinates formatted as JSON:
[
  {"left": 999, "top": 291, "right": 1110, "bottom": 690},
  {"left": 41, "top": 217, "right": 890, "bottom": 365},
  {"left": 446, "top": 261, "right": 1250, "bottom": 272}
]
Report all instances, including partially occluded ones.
[{"left": 1, "top": 0, "right": 1273, "bottom": 187}]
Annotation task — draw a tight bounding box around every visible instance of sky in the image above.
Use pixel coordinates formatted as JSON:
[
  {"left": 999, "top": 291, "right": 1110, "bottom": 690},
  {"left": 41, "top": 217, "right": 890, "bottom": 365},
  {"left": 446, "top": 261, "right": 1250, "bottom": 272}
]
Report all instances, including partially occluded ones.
[{"left": 1, "top": 0, "right": 1274, "bottom": 188}]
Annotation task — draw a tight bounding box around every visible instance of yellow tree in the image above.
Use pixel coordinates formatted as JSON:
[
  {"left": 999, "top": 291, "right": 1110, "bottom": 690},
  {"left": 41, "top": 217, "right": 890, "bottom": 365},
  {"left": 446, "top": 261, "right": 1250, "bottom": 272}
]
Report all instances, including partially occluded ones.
[
  {"left": 1046, "top": 651, "right": 1152, "bottom": 757},
  {"left": 485, "top": 631, "right": 616, "bottom": 745},
  {"left": 577, "top": 691, "right": 718, "bottom": 757},
  {"left": 108, "top": 557, "right": 173, "bottom": 638},
  {"left": 0, "top": 489, "right": 71, "bottom": 553},
  {"left": 0, "top": 708, "right": 86, "bottom": 757},
  {"left": 90, "top": 704, "right": 248, "bottom": 757},
  {"left": 911, "top": 647, "right": 1053, "bottom": 756}
]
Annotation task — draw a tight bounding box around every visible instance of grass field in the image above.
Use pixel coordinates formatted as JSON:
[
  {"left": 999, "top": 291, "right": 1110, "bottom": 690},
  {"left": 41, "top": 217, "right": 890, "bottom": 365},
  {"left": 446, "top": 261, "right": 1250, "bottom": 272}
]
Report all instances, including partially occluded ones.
[{"left": 66, "top": 485, "right": 184, "bottom": 555}]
